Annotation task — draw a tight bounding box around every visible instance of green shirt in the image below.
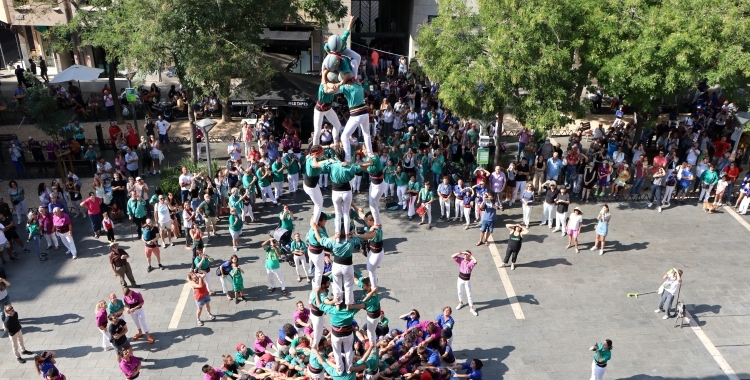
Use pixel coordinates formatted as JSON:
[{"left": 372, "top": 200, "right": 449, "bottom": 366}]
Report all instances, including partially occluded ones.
[
  {"left": 198, "top": 200, "right": 217, "bottom": 217},
  {"left": 229, "top": 214, "right": 242, "bottom": 231},
  {"left": 284, "top": 155, "right": 300, "bottom": 175},
  {"left": 593, "top": 343, "right": 612, "bottom": 364},
  {"left": 306, "top": 157, "right": 325, "bottom": 177},
  {"left": 317, "top": 83, "right": 335, "bottom": 104},
  {"left": 394, "top": 172, "right": 409, "bottom": 186},
  {"left": 467, "top": 129, "right": 479, "bottom": 144},
  {"left": 700, "top": 169, "right": 719, "bottom": 185},
  {"left": 235, "top": 349, "right": 255, "bottom": 366},
  {"left": 272, "top": 161, "right": 285, "bottom": 182},
  {"left": 320, "top": 236, "right": 363, "bottom": 259},
  {"left": 339, "top": 82, "right": 365, "bottom": 108},
  {"left": 194, "top": 256, "right": 211, "bottom": 271},
  {"left": 279, "top": 212, "right": 294, "bottom": 232},
  {"left": 107, "top": 299, "right": 125, "bottom": 314},
  {"left": 419, "top": 188, "right": 435, "bottom": 202},
  {"left": 384, "top": 166, "right": 396, "bottom": 184},
  {"left": 228, "top": 194, "right": 243, "bottom": 211},
  {"left": 323, "top": 30, "right": 350, "bottom": 53},
  {"left": 328, "top": 162, "right": 361, "bottom": 184},
  {"left": 290, "top": 240, "right": 307, "bottom": 252},
  {"left": 431, "top": 155, "right": 445, "bottom": 174},
  {"left": 256, "top": 168, "right": 271, "bottom": 187},
  {"left": 306, "top": 226, "right": 329, "bottom": 246},
  {"left": 367, "top": 226, "right": 383, "bottom": 243},
  {"left": 367, "top": 155, "right": 384, "bottom": 175},
  {"left": 264, "top": 246, "right": 281, "bottom": 270},
  {"left": 126, "top": 198, "right": 147, "bottom": 218},
  {"left": 355, "top": 272, "right": 380, "bottom": 312},
  {"left": 26, "top": 222, "right": 41, "bottom": 236},
  {"left": 407, "top": 180, "right": 420, "bottom": 192},
  {"left": 242, "top": 172, "right": 256, "bottom": 189},
  {"left": 318, "top": 301, "right": 361, "bottom": 327}
]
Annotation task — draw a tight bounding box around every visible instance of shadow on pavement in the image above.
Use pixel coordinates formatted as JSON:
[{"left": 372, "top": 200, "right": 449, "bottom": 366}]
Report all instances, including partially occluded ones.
[
  {"left": 222, "top": 308, "right": 280, "bottom": 322},
  {"left": 608, "top": 240, "right": 649, "bottom": 252},
  {"left": 454, "top": 345, "right": 514, "bottom": 378},
  {"left": 521, "top": 258, "right": 572, "bottom": 269},
  {"left": 473, "top": 298, "right": 510, "bottom": 313},
  {"left": 617, "top": 375, "right": 750, "bottom": 380},
  {"left": 22, "top": 313, "right": 83, "bottom": 326}
]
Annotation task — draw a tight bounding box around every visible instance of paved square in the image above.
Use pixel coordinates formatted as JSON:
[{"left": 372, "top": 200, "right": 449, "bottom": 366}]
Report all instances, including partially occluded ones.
[{"left": 1, "top": 175, "right": 749, "bottom": 380}]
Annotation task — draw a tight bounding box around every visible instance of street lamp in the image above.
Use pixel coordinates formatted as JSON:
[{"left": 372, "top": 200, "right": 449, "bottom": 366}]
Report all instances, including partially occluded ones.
[{"left": 194, "top": 118, "right": 218, "bottom": 178}]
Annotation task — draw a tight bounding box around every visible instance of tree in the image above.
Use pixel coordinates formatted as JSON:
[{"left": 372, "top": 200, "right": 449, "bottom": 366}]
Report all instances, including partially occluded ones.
[
  {"left": 585, "top": 0, "right": 750, "bottom": 136},
  {"left": 416, "top": 0, "right": 592, "bottom": 166},
  {"left": 53, "top": 0, "right": 346, "bottom": 161},
  {"left": 24, "top": 73, "right": 71, "bottom": 141}
]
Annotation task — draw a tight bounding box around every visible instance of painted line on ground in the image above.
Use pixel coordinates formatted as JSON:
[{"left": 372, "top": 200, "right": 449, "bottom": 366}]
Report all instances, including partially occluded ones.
[
  {"left": 487, "top": 234, "right": 525, "bottom": 319},
  {"left": 724, "top": 206, "right": 750, "bottom": 232},
  {"left": 169, "top": 282, "right": 192, "bottom": 329},
  {"left": 685, "top": 305, "right": 739, "bottom": 380}
]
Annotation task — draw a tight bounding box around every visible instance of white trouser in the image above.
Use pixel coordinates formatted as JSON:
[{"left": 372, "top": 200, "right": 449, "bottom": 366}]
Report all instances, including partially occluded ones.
[
  {"left": 454, "top": 199, "right": 463, "bottom": 219},
  {"left": 307, "top": 367, "right": 326, "bottom": 380},
  {"left": 474, "top": 201, "right": 482, "bottom": 220},
  {"left": 331, "top": 332, "right": 354, "bottom": 374},
  {"left": 397, "top": 185, "right": 407, "bottom": 205},
  {"left": 739, "top": 196, "right": 750, "bottom": 214},
  {"left": 267, "top": 268, "right": 285, "bottom": 290},
  {"left": 420, "top": 203, "right": 432, "bottom": 224},
  {"left": 242, "top": 203, "right": 254, "bottom": 221},
  {"left": 129, "top": 308, "right": 149, "bottom": 333},
  {"left": 367, "top": 248, "right": 384, "bottom": 288},
  {"left": 243, "top": 142, "right": 252, "bottom": 157},
  {"left": 332, "top": 190, "right": 353, "bottom": 235},
  {"left": 512, "top": 181, "right": 526, "bottom": 203},
  {"left": 203, "top": 270, "right": 213, "bottom": 293},
  {"left": 365, "top": 314, "right": 381, "bottom": 345},
  {"left": 541, "top": 203, "right": 555, "bottom": 226},
  {"left": 43, "top": 233, "right": 58, "bottom": 248},
  {"left": 320, "top": 174, "right": 329, "bottom": 188},
  {"left": 313, "top": 108, "right": 342, "bottom": 145},
  {"left": 13, "top": 200, "right": 27, "bottom": 223},
  {"left": 457, "top": 278, "right": 473, "bottom": 308},
  {"left": 369, "top": 182, "right": 387, "bottom": 225},
  {"left": 309, "top": 312, "right": 325, "bottom": 348},
  {"left": 342, "top": 49, "right": 361, "bottom": 81},
  {"left": 698, "top": 185, "right": 714, "bottom": 202},
  {"left": 351, "top": 176, "right": 362, "bottom": 191},
  {"left": 273, "top": 181, "right": 283, "bottom": 198},
  {"left": 663, "top": 186, "right": 675, "bottom": 204},
  {"left": 387, "top": 183, "right": 396, "bottom": 198},
  {"left": 260, "top": 185, "right": 277, "bottom": 204},
  {"left": 309, "top": 250, "right": 325, "bottom": 289},
  {"left": 294, "top": 254, "right": 309, "bottom": 277},
  {"left": 99, "top": 328, "right": 114, "bottom": 349},
  {"left": 439, "top": 196, "right": 451, "bottom": 218},
  {"left": 406, "top": 195, "right": 417, "bottom": 214},
  {"left": 590, "top": 361, "right": 607, "bottom": 380},
  {"left": 555, "top": 211, "right": 568, "bottom": 231},
  {"left": 522, "top": 204, "right": 533, "bottom": 226},
  {"left": 288, "top": 174, "right": 299, "bottom": 192},
  {"left": 462, "top": 206, "right": 472, "bottom": 225},
  {"left": 342, "top": 114, "right": 372, "bottom": 163},
  {"left": 197, "top": 142, "right": 205, "bottom": 160},
  {"left": 332, "top": 262, "right": 355, "bottom": 304},
  {"left": 219, "top": 275, "right": 231, "bottom": 294},
  {"left": 56, "top": 231, "right": 77, "bottom": 257},
  {"left": 304, "top": 184, "right": 324, "bottom": 224}
]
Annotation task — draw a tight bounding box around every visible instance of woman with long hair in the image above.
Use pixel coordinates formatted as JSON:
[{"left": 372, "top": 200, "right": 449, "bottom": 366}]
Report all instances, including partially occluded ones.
[
  {"left": 591, "top": 205, "right": 612, "bottom": 255},
  {"left": 501, "top": 224, "right": 529, "bottom": 271},
  {"left": 187, "top": 271, "right": 215, "bottom": 326},
  {"left": 94, "top": 300, "right": 115, "bottom": 351}
]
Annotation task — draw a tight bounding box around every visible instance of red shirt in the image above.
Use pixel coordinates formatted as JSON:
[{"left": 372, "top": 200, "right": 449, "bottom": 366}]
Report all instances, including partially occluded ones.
[
  {"left": 193, "top": 280, "right": 209, "bottom": 301},
  {"left": 109, "top": 126, "right": 122, "bottom": 144},
  {"left": 475, "top": 172, "right": 487, "bottom": 186},
  {"left": 126, "top": 129, "right": 139, "bottom": 146},
  {"left": 723, "top": 166, "right": 739, "bottom": 182},
  {"left": 713, "top": 141, "right": 731, "bottom": 158},
  {"left": 81, "top": 197, "right": 102, "bottom": 215}
]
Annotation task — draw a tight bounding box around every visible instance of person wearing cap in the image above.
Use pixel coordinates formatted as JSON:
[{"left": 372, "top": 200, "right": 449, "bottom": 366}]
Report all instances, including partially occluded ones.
[
  {"left": 234, "top": 343, "right": 255, "bottom": 368},
  {"left": 109, "top": 243, "right": 138, "bottom": 287},
  {"left": 453, "top": 251, "right": 478, "bottom": 316},
  {"left": 52, "top": 207, "right": 76, "bottom": 259},
  {"left": 565, "top": 207, "right": 583, "bottom": 253}
]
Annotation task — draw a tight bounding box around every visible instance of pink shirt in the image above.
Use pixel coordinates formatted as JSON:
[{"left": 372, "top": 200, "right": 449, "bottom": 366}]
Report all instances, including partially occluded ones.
[
  {"left": 254, "top": 336, "right": 273, "bottom": 354},
  {"left": 119, "top": 355, "right": 141, "bottom": 378},
  {"left": 38, "top": 212, "right": 54, "bottom": 234},
  {"left": 52, "top": 213, "right": 71, "bottom": 228},
  {"left": 95, "top": 309, "right": 108, "bottom": 328},
  {"left": 203, "top": 367, "right": 224, "bottom": 380},
  {"left": 293, "top": 308, "right": 310, "bottom": 325},
  {"left": 81, "top": 197, "right": 102, "bottom": 215},
  {"left": 123, "top": 291, "right": 144, "bottom": 308},
  {"left": 454, "top": 256, "right": 476, "bottom": 274},
  {"left": 416, "top": 320, "right": 442, "bottom": 341}
]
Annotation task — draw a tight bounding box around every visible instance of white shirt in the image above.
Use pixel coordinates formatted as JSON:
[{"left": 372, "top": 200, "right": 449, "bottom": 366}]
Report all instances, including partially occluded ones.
[
  {"left": 612, "top": 151, "right": 625, "bottom": 164},
  {"left": 156, "top": 202, "right": 171, "bottom": 224},
  {"left": 97, "top": 162, "right": 113, "bottom": 178},
  {"left": 0, "top": 223, "right": 7, "bottom": 245},
  {"left": 156, "top": 120, "right": 171, "bottom": 135},
  {"left": 567, "top": 214, "right": 583, "bottom": 230},
  {"left": 686, "top": 148, "right": 700, "bottom": 165},
  {"left": 179, "top": 173, "right": 194, "bottom": 191},
  {"left": 125, "top": 152, "right": 139, "bottom": 171},
  {"left": 182, "top": 209, "right": 194, "bottom": 228},
  {"left": 228, "top": 143, "right": 241, "bottom": 161},
  {"left": 664, "top": 274, "right": 681, "bottom": 295}
]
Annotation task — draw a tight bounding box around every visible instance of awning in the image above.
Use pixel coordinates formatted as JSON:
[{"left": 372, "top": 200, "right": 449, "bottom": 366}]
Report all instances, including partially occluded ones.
[
  {"left": 230, "top": 73, "right": 312, "bottom": 109},
  {"left": 281, "top": 72, "right": 321, "bottom": 100},
  {"left": 260, "top": 28, "right": 311, "bottom": 41},
  {"left": 736, "top": 112, "right": 750, "bottom": 127}
]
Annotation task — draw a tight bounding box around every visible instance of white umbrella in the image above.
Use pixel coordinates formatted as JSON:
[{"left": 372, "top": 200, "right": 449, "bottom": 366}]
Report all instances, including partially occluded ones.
[{"left": 49, "top": 64, "right": 104, "bottom": 84}]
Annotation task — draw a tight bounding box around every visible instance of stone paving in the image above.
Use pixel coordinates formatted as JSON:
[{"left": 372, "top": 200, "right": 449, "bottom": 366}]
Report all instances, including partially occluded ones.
[{"left": 1, "top": 160, "right": 749, "bottom": 380}]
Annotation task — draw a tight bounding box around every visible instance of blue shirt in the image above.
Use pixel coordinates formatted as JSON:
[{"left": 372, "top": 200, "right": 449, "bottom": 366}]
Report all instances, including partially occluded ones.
[
  {"left": 461, "top": 362, "right": 483, "bottom": 380},
  {"left": 267, "top": 142, "right": 280, "bottom": 161},
  {"left": 481, "top": 202, "right": 498, "bottom": 222},
  {"left": 546, "top": 158, "right": 563, "bottom": 179},
  {"left": 423, "top": 348, "right": 441, "bottom": 367},
  {"left": 436, "top": 314, "right": 455, "bottom": 336},
  {"left": 403, "top": 315, "right": 419, "bottom": 329}
]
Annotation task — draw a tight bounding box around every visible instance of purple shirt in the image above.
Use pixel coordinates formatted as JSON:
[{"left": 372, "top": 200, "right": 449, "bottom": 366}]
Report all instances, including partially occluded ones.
[
  {"left": 254, "top": 336, "right": 274, "bottom": 354},
  {"left": 119, "top": 355, "right": 141, "bottom": 377},
  {"left": 52, "top": 213, "right": 71, "bottom": 228},
  {"left": 123, "top": 291, "right": 144, "bottom": 308},
  {"left": 293, "top": 308, "right": 310, "bottom": 325},
  {"left": 203, "top": 367, "right": 225, "bottom": 380},
  {"left": 95, "top": 309, "right": 108, "bottom": 328},
  {"left": 416, "top": 320, "right": 443, "bottom": 341},
  {"left": 489, "top": 172, "right": 506, "bottom": 193},
  {"left": 519, "top": 131, "right": 530, "bottom": 144},
  {"left": 454, "top": 256, "right": 476, "bottom": 274}
]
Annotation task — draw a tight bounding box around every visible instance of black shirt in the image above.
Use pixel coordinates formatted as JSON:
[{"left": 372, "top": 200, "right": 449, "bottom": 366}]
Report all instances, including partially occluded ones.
[
  {"left": 111, "top": 179, "right": 127, "bottom": 197},
  {"left": 109, "top": 319, "right": 128, "bottom": 346},
  {"left": 515, "top": 164, "right": 530, "bottom": 182},
  {"left": 5, "top": 312, "right": 21, "bottom": 335},
  {"left": 144, "top": 122, "right": 156, "bottom": 136},
  {"left": 544, "top": 188, "right": 559, "bottom": 204},
  {"left": 555, "top": 192, "right": 570, "bottom": 213}
]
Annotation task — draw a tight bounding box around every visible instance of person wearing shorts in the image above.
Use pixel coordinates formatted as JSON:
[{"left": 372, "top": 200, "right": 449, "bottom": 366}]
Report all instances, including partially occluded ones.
[
  {"left": 153, "top": 195, "right": 174, "bottom": 247},
  {"left": 188, "top": 271, "right": 215, "bottom": 326},
  {"left": 156, "top": 115, "right": 171, "bottom": 152},
  {"left": 141, "top": 218, "right": 163, "bottom": 272},
  {"left": 566, "top": 207, "right": 583, "bottom": 253},
  {"left": 476, "top": 194, "right": 499, "bottom": 246},
  {"left": 197, "top": 194, "right": 218, "bottom": 238}
]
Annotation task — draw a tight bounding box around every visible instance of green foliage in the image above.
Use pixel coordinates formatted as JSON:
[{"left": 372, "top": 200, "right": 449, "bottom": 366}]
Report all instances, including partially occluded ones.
[
  {"left": 586, "top": 0, "right": 750, "bottom": 113},
  {"left": 24, "top": 73, "right": 71, "bottom": 140},
  {"left": 417, "top": 0, "right": 592, "bottom": 131},
  {"left": 159, "top": 157, "right": 223, "bottom": 195}
]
